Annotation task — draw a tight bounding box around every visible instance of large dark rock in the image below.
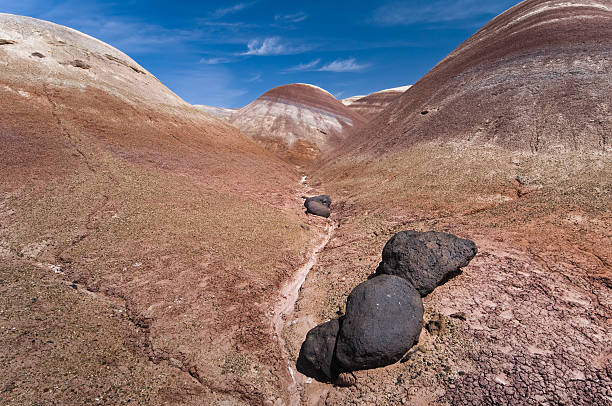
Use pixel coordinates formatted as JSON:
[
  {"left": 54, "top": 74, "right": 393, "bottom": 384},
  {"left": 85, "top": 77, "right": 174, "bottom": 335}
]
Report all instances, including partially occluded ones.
[
  {"left": 335, "top": 275, "right": 423, "bottom": 371},
  {"left": 376, "top": 231, "right": 477, "bottom": 297},
  {"left": 305, "top": 200, "right": 330, "bottom": 218},
  {"left": 296, "top": 319, "right": 339, "bottom": 381}
]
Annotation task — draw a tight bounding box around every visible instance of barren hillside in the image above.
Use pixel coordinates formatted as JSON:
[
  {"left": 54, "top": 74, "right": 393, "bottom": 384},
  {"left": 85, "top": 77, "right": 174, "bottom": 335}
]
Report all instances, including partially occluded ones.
[
  {"left": 294, "top": 1, "right": 612, "bottom": 404},
  {"left": 342, "top": 85, "right": 411, "bottom": 121},
  {"left": 0, "top": 13, "right": 325, "bottom": 405},
  {"left": 230, "top": 84, "right": 366, "bottom": 165},
  {"left": 194, "top": 104, "right": 237, "bottom": 121},
  {"left": 339, "top": 0, "right": 611, "bottom": 156},
  {"left": 1, "top": 1, "right": 611, "bottom": 405}
]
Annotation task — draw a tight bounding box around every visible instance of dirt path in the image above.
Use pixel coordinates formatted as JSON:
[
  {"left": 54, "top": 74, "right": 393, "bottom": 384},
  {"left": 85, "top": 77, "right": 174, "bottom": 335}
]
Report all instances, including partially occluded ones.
[{"left": 270, "top": 176, "right": 335, "bottom": 405}]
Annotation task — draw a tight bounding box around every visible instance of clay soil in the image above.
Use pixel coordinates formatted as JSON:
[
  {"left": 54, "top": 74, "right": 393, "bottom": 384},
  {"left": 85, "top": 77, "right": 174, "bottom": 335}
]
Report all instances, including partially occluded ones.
[
  {"left": 0, "top": 79, "right": 328, "bottom": 405},
  {"left": 287, "top": 144, "right": 611, "bottom": 405}
]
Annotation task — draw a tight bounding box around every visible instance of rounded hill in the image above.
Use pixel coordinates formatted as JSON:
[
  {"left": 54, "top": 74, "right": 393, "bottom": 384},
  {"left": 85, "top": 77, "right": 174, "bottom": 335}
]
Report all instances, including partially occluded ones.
[
  {"left": 230, "top": 83, "right": 366, "bottom": 164},
  {"left": 339, "top": 0, "right": 612, "bottom": 156}
]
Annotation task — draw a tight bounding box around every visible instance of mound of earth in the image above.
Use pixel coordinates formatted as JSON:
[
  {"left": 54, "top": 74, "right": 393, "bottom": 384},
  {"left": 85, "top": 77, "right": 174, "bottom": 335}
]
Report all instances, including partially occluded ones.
[
  {"left": 0, "top": 13, "right": 317, "bottom": 405},
  {"left": 340, "top": 0, "right": 612, "bottom": 157},
  {"left": 229, "top": 83, "right": 367, "bottom": 164},
  {"left": 342, "top": 85, "right": 411, "bottom": 121}
]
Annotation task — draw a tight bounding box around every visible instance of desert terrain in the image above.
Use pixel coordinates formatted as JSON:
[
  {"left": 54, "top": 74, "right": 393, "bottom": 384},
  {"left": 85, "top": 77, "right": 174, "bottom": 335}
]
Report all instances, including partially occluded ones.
[{"left": 1, "top": 0, "right": 611, "bottom": 405}]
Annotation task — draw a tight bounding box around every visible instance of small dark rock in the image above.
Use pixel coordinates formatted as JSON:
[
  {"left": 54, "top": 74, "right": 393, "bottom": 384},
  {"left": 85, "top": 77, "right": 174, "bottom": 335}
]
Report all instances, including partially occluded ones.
[
  {"left": 450, "top": 311, "right": 467, "bottom": 321},
  {"left": 334, "top": 372, "right": 357, "bottom": 387},
  {"left": 68, "top": 60, "right": 91, "bottom": 69},
  {"left": 305, "top": 200, "right": 330, "bottom": 218},
  {"left": 425, "top": 313, "right": 447, "bottom": 336},
  {"left": 335, "top": 275, "right": 423, "bottom": 371},
  {"left": 376, "top": 230, "right": 477, "bottom": 296},
  {"left": 31, "top": 52, "right": 45, "bottom": 58},
  {"left": 0, "top": 39, "right": 16, "bottom": 45},
  {"left": 305, "top": 194, "right": 332, "bottom": 208},
  {"left": 296, "top": 319, "right": 339, "bottom": 381}
]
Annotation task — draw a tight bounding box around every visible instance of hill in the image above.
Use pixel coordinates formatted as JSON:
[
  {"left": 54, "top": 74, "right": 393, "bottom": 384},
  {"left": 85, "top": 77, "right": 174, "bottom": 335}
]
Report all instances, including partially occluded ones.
[
  {"left": 229, "top": 83, "right": 366, "bottom": 164},
  {"left": 342, "top": 85, "right": 411, "bottom": 121},
  {"left": 340, "top": 0, "right": 611, "bottom": 156},
  {"left": 0, "top": 13, "right": 324, "bottom": 405},
  {"left": 296, "top": 1, "right": 612, "bottom": 403},
  {"left": 194, "top": 104, "right": 236, "bottom": 121}
]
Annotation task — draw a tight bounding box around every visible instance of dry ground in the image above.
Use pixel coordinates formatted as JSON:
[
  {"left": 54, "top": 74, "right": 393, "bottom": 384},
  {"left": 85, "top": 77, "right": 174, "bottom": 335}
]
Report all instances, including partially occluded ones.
[
  {"left": 287, "top": 143, "right": 611, "bottom": 405},
  {"left": 0, "top": 80, "right": 323, "bottom": 405}
]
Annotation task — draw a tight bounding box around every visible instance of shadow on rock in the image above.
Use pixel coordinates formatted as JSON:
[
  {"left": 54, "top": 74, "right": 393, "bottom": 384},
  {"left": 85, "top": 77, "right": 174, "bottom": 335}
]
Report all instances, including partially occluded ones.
[{"left": 296, "top": 318, "right": 342, "bottom": 382}]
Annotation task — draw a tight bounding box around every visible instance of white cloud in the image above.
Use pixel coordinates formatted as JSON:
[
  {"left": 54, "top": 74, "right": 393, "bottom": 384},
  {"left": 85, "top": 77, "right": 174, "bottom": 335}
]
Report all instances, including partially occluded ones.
[
  {"left": 274, "top": 12, "right": 308, "bottom": 24},
  {"left": 318, "top": 58, "right": 369, "bottom": 72},
  {"left": 211, "top": 2, "right": 256, "bottom": 19},
  {"left": 200, "top": 57, "right": 233, "bottom": 65},
  {"left": 371, "top": 0, "right": 517, "bottom": 25},
  {"left": 247, "top": 73, "right": 262, "bottom": 82},
  {"left": 242, "top": 37, "right": 310, "bottom": 56},
  {"left": 285, "top": 59, "right": 321, "bottom": 72}
]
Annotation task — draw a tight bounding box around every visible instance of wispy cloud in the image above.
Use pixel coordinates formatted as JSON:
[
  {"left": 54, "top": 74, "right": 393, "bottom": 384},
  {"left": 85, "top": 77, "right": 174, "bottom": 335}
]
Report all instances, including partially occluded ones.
[
  {"left": 285, "top": 59, "right": 321, "bottom": 72},
  {"left": 371, "top": 0, "right": 517, "bottom": 25},
  {"left": 199, "top": 21, "right": 257, "bottom": 29},
  {"left": 200, "top": 57, "right": 233, "bottom": 65},
  {"left": 210, "top": 2, "right": 256, "bottom": 19},
  {"left": 274, "top": 12, "right": 308, "bottom": 24},
  {"left": 284, "top": 58, "right": 369, "bottom": 73},
  {"left": 247, "top": 73, "right": 262, "bottom": 82},
  {"left": 318, "top": 58, "right": 369, "bottom": 72},
  {"left": 242, "top": 37, "right": 311, "bottom": 56}
]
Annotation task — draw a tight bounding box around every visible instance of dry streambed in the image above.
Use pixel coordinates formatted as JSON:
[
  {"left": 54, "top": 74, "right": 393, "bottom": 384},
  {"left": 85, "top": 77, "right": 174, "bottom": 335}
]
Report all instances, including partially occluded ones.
[{"left": 270, "top": 177, "right": 335, "bottom": 404}]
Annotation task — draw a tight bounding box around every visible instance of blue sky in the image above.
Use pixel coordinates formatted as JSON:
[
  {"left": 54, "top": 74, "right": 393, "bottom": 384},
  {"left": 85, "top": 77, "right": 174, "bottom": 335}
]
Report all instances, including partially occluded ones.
[{"left": 1, "top": 1, "right": 520, "bottom": 108}]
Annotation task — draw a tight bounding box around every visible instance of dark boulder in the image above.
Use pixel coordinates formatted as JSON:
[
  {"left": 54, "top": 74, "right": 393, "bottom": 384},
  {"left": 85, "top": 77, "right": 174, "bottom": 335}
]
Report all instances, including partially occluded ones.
[
  {"left": 305, "top": 194, "right": 332, "bottom": 208},
  {"left": 376, "top": 231, "right": 477, "bottom": 297},
  {"left": 335, "top": 275, "right": 423, "bottom": 371},
  {"left": 296, "top": 319, "right": 339, "bottom": 381},
  {"left": 305, "top": 200, "right": 330, "bottom": 218}
]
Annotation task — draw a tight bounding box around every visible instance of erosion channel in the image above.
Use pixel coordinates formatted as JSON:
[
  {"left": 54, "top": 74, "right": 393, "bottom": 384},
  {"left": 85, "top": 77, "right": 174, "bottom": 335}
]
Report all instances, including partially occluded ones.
[{"left": 270, "top": 176, "right": 335, "bottom": 404}]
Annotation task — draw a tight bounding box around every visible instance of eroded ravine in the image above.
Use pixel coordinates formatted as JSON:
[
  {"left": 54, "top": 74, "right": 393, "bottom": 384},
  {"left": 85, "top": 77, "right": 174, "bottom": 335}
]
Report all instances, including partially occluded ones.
[{"left": 270, "top": 176, "right": 335, "bottom": 405}]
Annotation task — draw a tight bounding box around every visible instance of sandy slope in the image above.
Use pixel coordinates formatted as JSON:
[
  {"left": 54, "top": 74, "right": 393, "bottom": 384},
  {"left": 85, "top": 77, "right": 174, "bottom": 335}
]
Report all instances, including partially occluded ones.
[
  {"left": 0, "top": 13, "right": 321, "bottom": 405},
  {"left": 301, "top": 144, "right": 611, "bottom": 405},
  {"left": 294, "top": 1, "right": 612, "bottom": 404}
]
